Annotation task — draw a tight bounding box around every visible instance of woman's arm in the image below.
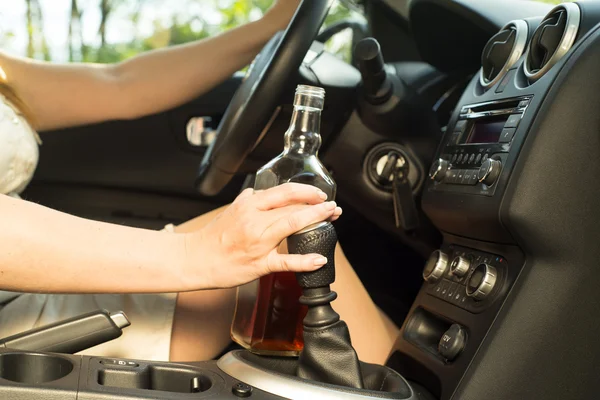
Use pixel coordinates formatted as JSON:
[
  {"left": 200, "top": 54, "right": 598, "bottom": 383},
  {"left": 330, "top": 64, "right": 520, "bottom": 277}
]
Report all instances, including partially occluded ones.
[
  {"left": 0, "top": 183, "right": 339, "bottom": 294},
  {"left": 0, "top": 1, "right": 299, "bottom": 131}
]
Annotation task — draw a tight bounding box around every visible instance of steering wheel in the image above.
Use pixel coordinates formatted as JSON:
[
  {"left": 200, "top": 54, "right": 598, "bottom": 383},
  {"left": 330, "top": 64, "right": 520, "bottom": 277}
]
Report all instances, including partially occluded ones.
[{"left": 197, "top": 0, "right": 332, "bottom": 196}]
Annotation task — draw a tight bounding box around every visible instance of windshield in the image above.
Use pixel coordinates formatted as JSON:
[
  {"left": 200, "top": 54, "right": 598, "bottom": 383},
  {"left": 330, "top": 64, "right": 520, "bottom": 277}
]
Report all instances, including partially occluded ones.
[{"left": 0, "top": 0, "right": 363, "bottom": 64}]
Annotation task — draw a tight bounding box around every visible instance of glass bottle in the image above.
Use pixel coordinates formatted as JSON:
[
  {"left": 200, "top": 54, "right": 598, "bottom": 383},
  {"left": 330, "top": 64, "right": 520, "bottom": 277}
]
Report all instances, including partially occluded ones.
[{"left": 230, "top": 85, "right": 336, "bottom": 356}]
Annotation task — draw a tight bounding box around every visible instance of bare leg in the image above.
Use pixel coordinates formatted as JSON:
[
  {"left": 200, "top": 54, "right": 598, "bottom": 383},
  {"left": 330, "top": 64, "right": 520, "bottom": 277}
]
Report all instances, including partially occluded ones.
[
  {"left": 169, "top": 206, "right": 399, "bottom": 364},
  {"left": 331, "top": 244, "right": 399, "bottom": 365}
]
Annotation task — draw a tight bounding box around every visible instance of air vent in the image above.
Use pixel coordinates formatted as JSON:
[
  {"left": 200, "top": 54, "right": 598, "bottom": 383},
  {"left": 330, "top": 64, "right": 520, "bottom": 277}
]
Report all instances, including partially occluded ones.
[
  {"left": 524, "top": 3, "right": 581, "bottom": 82},
  {"left": 479, "top": 20, "right": 528, "bottom": 89}
]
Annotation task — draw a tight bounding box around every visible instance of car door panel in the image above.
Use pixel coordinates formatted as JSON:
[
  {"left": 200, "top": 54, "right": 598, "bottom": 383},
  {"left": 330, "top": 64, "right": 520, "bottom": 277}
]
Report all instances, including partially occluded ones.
[{"left": 23, "top": 76, "right": 244, "bottom": 227}]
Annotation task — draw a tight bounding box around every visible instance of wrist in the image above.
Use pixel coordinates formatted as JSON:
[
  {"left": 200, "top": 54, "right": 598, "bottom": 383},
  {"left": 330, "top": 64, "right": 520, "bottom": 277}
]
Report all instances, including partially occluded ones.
[{"left": 177, "top": 230, "right": 213, "bottom": 291}]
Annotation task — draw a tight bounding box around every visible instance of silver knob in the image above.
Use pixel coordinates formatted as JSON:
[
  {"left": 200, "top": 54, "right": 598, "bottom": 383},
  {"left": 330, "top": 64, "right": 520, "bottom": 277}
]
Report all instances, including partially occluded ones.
[
  {"left": 450, "top": 256, "right": 470, "bottom": 277},
  {"left": 466, "top": 264, "right": 497, "bottom": 301},
  {"left": 423, "top": 250, "right": 449, "bottom": 283},
  {"left": 429, "top": 159, "right": 450, "bottom": 182},
  {"left": 477, "top": 158, "right": 502, "bottom": 186}
]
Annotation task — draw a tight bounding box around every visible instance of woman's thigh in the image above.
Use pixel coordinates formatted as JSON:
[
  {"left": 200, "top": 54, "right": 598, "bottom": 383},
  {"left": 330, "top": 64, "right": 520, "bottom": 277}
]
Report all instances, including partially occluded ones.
[
  {"left": 169, "top": 288, "right": 236, "bottom": 361},
  {"left": 331, "top": 244, "right": 400, "bottom": 364}
]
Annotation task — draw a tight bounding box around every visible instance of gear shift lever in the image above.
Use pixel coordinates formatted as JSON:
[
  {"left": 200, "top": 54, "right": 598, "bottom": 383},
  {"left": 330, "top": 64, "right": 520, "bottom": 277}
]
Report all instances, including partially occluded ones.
[{"left": 288, "top": 222, "right": 364, "bottom": 388}]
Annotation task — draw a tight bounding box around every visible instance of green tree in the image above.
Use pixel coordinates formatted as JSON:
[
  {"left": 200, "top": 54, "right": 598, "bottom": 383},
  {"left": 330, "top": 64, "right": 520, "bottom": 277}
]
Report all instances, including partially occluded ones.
[
  {"left": 25, "top": 0, "right": 51, "bottom": 61},
  {"left": 22, "top": 0, "right": 360, "bottom": 64}
]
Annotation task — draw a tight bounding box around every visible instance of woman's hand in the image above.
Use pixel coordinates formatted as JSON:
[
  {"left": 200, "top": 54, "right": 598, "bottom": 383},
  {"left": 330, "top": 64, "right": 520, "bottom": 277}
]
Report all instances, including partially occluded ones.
[
  {"left": 184, "top": 183, "right": 342, "bottom": 289},
  {"left": 262, "top": 0, "right": 302, "bottom": 30}
]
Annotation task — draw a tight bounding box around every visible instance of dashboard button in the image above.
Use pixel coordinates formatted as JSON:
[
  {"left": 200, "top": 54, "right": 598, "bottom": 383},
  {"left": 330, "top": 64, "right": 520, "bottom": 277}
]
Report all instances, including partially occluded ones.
[
  {"left": 447, "top": 282, "right": 458, "bottom": 299},
  {"left": 462, "top": 170, "right": 473, "bottom": 184},
  {"left": 451, "top": 154, "right": 457, "bottom": 163},
  {"left": 447, "top": 169, "right": 459, "bottom": 184},
  {"left": 504, "top": 114, "right": 521, "bottom": 128},
  {"left": 452, "top": 289, "right": 465, "bottom": 305},
  {"left": 440, "top": 280, "right": 451, "bottom": 297},
  {"left": 499, "top": 128, "right": 516, "bottom": 143},
  {"left": 468, "top": 170, "right": 479, "bottom": 185},
  {"left": 454, "top": 120, "right": 467, "bottom": 133},
  {"left": 475, "top": 153, "right": 482, "bottom": 164},
  {"left": 456, "top": 169, "right": 465, "bottom": 183},
  {"left": 449, "top": 132, "right": 461, "bottom": 145},
  {"left": 456, "top": 154, "right": 463, "bottom": 163},
  {"left": 468, "top": 154, "right": 475, "bottom": 164},
  {"left": 100, "top": 359, "right": 138, "bottom": 367}
]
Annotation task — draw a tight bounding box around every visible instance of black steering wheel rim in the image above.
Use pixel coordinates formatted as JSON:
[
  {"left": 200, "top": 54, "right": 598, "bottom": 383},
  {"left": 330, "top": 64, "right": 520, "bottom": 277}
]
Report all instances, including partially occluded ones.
[{"left": 197, "top": 0, "right": 333, "bottom": 196}]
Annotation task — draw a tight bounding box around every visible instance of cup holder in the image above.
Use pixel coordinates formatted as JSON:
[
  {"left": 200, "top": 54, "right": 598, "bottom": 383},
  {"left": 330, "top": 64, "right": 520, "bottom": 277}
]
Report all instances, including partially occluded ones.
[
  {"left": 99, "top": 365, "right": 213, "bottom": 394},
  {"left": 0, "top": 353, "right": 74, "bottom": 384}
]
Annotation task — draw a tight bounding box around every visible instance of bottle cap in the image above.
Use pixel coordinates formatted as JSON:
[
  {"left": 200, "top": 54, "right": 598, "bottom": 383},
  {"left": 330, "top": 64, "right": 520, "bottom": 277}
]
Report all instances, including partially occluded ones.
[{"left": 294, "top": 85, "right": 325, "bottom": 111}]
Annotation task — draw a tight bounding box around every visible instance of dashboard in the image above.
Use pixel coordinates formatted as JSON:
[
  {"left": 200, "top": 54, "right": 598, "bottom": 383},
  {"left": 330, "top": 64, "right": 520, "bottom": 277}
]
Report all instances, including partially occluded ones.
[{"left": 386, "top": 1, "right": 600, "bottom": 399}]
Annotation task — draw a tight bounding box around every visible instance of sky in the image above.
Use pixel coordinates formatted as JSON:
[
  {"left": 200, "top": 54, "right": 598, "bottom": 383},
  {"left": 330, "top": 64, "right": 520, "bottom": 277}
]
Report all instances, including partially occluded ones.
[{"left": 0, "top": 0, "right": 228, "bottom": 61}]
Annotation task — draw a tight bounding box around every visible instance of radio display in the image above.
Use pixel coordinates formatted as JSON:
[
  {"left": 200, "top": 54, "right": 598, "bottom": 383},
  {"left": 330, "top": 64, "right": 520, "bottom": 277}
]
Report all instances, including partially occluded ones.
[{"left": 465, "top": 116, "right": 508, "bottom": 144}]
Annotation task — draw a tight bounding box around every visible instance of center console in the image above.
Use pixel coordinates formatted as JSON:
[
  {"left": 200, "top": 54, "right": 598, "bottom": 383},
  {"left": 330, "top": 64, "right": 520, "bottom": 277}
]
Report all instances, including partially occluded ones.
[{"left": 391, "top": 2, "right": 600, "bottom": 400}]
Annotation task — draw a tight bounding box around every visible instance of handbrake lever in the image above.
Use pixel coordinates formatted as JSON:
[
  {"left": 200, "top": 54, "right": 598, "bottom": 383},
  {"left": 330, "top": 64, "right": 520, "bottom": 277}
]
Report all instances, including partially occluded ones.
[{"left": 0, "top": 309, "right": 130, "bottom": 354}]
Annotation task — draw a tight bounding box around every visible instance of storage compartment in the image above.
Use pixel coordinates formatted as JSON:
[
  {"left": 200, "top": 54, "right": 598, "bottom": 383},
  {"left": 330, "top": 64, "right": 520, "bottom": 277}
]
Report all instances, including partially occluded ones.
[
  {"left": 98, "top": 365, "right": 213, "bottom": 393},
  {"left": 0, "top": 353, "right": 74, "bottom": 384},
  {"left": 403, "top": 308, "right": 453, "bottom": 360}
]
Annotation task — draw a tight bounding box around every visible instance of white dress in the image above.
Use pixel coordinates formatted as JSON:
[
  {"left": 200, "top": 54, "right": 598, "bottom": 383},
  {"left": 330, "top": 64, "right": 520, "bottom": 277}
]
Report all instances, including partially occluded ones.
[{"left": 0, "top": 95, "right": 177, "bottom": 361}]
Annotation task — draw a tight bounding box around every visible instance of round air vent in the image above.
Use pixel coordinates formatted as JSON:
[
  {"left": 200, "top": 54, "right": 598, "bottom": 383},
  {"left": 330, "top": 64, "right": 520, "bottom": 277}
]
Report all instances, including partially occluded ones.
[
  {"left": 524, "top": 3, "right": 581, "bottom": 82},
  {"left": 479, "top": 20, "right": 528, "bottom": 89}
]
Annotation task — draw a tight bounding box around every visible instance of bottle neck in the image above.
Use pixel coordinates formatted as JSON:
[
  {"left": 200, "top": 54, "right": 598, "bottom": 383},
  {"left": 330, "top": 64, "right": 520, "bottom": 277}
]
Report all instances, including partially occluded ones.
[{"left": 284, "top": 106, "right": 322, "bottom": 156}]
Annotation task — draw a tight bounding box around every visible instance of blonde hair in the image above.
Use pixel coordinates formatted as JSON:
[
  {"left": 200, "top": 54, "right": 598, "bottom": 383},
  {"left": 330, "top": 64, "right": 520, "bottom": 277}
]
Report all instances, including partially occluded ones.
[{"left": 0, "top": 74, "right": 35, "bottom": 127}]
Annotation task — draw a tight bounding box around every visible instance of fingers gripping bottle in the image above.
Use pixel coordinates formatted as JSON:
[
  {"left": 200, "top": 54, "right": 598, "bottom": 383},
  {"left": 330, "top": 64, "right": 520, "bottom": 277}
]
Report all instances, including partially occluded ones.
[{"left": 230, "top": 85, "right": 336, "bottom": 356}]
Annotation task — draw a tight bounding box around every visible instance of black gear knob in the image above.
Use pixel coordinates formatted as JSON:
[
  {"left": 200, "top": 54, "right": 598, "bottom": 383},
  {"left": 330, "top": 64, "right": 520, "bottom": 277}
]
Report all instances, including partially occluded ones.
[{"left": 288, "top": 222, "right": 337, "bottom": 289}]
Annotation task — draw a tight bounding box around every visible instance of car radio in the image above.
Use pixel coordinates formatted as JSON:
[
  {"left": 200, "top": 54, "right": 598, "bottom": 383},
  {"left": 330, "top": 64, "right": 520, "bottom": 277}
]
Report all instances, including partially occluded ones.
[{"left": 428, "top": 96, "right": 532, "bottom": 196}]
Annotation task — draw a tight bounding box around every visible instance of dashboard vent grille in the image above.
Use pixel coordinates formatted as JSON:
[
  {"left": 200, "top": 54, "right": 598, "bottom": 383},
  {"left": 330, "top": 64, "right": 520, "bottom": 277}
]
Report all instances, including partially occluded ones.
[
  {"left": 479, "top": 20, "right": 528, "bottom": 89},
  {"left": 524, "top": 3, "right": 581, "bottom": 82}
]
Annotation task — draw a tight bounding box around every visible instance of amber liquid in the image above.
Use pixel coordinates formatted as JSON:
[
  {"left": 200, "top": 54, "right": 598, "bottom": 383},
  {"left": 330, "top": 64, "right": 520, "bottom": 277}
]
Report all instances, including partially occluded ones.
[{"left": 231, "top": 271, "right": 307, "bottom": 356}]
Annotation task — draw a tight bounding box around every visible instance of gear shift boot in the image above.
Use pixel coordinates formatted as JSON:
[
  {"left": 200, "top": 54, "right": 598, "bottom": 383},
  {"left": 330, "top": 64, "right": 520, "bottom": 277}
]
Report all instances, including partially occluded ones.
[
  {"left": 217, "top": 223, "right": 435, "bottom": 399},
  {"left": 297, "top": 320, "right": 363, "bottom": 387},
  {"left": 288, "top": 222, "right": 364, "bottom": 388},
  {"left": 218, "top": 350, "right": 425, "bottom": 399}
]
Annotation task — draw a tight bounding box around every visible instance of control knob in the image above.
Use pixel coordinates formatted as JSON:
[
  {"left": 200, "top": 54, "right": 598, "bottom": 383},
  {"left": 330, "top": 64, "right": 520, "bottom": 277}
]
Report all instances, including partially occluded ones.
[
  {"left": 477, "top": 158, "right": 502, "bottom": 186},
  {"left": 466, "top": 263, "right": 497, "bottom": 301},
  {"left": 450, "top": 256, "right": 470, "bottom": 277},
  {"left": 423, "top": 250, "right": 449, "bottom": 283},
  {"left": 429, "top": 159, "right": 450, "bottom": 182}
]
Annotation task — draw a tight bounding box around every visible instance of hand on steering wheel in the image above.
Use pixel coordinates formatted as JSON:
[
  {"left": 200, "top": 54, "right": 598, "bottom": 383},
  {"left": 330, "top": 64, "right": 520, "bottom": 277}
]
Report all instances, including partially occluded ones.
[{"left": 197, "top": 0, "right": 333, "bottom": 196}]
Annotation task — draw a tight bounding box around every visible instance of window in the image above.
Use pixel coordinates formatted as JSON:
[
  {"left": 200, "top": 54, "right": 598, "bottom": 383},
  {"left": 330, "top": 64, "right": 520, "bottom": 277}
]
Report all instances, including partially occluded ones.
[{"left": 0, "top": 0, "right": 363, "bottom": 64}]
